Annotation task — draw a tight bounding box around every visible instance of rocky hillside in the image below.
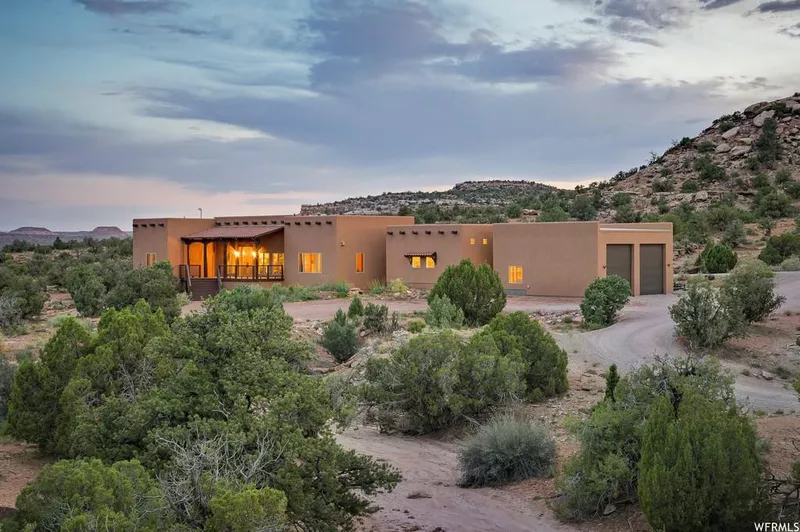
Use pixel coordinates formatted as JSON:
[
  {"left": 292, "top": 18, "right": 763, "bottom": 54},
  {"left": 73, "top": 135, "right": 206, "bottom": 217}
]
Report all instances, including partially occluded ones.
[
  {"left": 300, "top": 180, "right": 556, "bottom": 215},
  {"left": 0, "top": 226, "right": 131, "bottom": 247},
  {"left": 605, "top": 94, "right": 800, "bottom": 218}
]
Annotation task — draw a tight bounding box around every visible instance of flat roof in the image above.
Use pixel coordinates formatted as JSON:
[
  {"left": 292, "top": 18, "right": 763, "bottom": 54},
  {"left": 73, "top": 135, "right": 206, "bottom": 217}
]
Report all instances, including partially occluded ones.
[{"left": 182, "top": 225, "right": 284, "bottom": 241}]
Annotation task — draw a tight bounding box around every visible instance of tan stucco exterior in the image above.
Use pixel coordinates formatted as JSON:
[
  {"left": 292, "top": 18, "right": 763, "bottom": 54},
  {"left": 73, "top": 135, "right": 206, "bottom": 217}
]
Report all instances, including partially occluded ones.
[
  {"left": 133, "top": 218, "right": 215, "bottom": 273},
  {"left": 493, "top": 221, "right": 672, "bottom": 297},
  {"left": 385, "top": 224, "right": 493, "bottom": 288}
]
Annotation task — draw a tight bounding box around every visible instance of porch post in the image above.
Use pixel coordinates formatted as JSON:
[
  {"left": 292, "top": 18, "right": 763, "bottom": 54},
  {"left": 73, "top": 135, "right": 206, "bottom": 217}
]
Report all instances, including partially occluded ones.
[
  {"left": 203, "top": 241, "right": 209, "bottom": 278},
  {"left": 253, "top": 238, "right": 259, "bottom": 280},
  {"left": 222, "top": 241, "right": 228, "bottom": 280}
]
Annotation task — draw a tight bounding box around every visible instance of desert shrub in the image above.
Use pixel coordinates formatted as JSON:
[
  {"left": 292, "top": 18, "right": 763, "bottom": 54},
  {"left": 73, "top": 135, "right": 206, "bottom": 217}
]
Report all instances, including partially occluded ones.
[
  {"left": 681, "top": 179, "right": 699, "bottom": 193},
  {"left": 428, "top": 259, "right": 506, "bottom": 326},
  {"left": 782, "top": 256, "right": 800, "bottom": 271},
  {"left": 0, "top": 294, "right": 24, "bottom": 329},
  {"left": 570, "top": 196, "right": 597, "bottom": 221},
  {"left": 506, "top": 203, "right": 523, "bottom": 218},
  {"left": 388, "top": 278, "right": 408, "bottom": 295},
  {"left": 652, "top": 179, "right": 674, "bottom": 193},
  {"left": 267, "top": 284, "right": 320, "bottom": 302},
  {"left": 424, "top": 295, "right": 465, "bottom": 329},
  {"left": 754, "top": 189, "right": 796, "bottom": 220},
  {"left": 206, "top": 483, "right": 288, "bottom": 532},
  {"left": 407, "top": 320, "right": 425, "bottom": 333},
  {"left": 760, "top": 233, "right": 800, "bottom": 265},
  {"left": 347, "top": 295, "right": 364, "bottom": 319},
  {"left": 557, "top": 357, "right": 736, "bottom": 520},
  {"left": 319, "top": 281, "right": 349, "bottom": 293},
  {"left": 321, "top": 310, "right": 360, "bottom": 363},
  {"left": 0, "top": 265, "right": 47, "bottom": 324},
  {"left": 785, "top": 181, "right": 800, "bottom": 200},
  {"left": 721, "top": 259, "right": 785, "bottom": 323},
  {"left": 669, "top": 278, "right": 744, "bottom": 349},
  {"left": 722, "top": 219, "right": 746, "bottom": 248},
  {"left": 695, "top": 155, "right": 726, "bottom": 182},
  {"left": 696, "top": 140, "right": 715, "bottom": 153},
  {"left": 776, "top": 167, "right": 793, "bottom": 186},
  {"left": 105, "top": 262, "right": 181, "bottom": 322},
  {"left": 753, "top": 172, "right": 771, "bottom": 189},
  {"left": 481, "top": 312, "right": 568, "bottom": 400},
  {"left": 613, "top": 204, "right": 642, "bottom": 223},
  {"left": 0, "top": 355, "right": 15, "bottom": 421},
  {"left": 539, "top": 206, "right": 569, "bottom": 222},
  {"left": 604, "top": 364, "right": 620, "bottom": 402},
  {"left": 638, "top": 391, "right": 765, "bottom": 530},
  {"left": 12, "top": 458, "right": 173, "bottom": 531},
  {"left": 458, "top": 415, "right": 556, "bottom": 488},
  {"left": 361, "top": 331, "right": 525, "bottom": 433},
  {"left": 756, "top": 118, "right": 780, "bottom": 168},
  {"left": 65, "top": 264, "right": 107, "bottom": 316},
  {"left": 580, "top": 276, "right": 631, "bottom": 328},
  {"left": 678, "top": 136, "right": 693, "bottom": 147},
  {"left": 696, "top": 242, "right": 737, "bottom": 273},
  {"left": 324, "top": 373, "right": 359, "bottom": 430},
  {"left": 363, "top": 302, "right": 389, "bottom": 334}
]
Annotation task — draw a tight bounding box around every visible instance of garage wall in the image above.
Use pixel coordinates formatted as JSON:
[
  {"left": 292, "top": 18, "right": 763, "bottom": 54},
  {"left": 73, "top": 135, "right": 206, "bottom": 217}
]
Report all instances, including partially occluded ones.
[
  {"left": 598, "top": 223, "right": 673, "bottom": 296},
  {"left": 493, "top": 222, "right": 600, "bottom": 297}
]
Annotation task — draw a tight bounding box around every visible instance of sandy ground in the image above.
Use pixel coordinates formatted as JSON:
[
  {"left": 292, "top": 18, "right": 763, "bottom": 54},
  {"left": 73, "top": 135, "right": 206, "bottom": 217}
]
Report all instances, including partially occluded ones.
[{"left": 0, "top": 442, "right": 51, "bottom": 516}]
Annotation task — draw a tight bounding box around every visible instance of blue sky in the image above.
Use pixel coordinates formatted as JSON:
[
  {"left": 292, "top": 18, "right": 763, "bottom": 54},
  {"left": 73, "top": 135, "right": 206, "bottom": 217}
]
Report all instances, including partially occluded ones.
[{"left": 1, "top": 0, "right": 799, "bottom": 230}]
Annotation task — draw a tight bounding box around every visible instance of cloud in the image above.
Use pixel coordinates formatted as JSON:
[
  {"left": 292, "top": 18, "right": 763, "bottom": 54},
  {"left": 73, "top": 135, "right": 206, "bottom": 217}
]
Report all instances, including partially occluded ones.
[
  {"left": 557, "top": 0, "right": 689, "bottom": 32},
  {"left": 757, "top": 0, "right": 800, "bottom": 12},
  {"left": 699, "top": 0, "right": 746, "bottom": 9},
  {"left": 74, "top": 0, "right": 186, "bottom": 16}
]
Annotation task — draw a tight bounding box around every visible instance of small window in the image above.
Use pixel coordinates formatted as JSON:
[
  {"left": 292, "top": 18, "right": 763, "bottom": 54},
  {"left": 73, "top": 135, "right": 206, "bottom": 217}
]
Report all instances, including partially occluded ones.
[
  {"left": 470, "top": 238, "right": 476, "bottom": 245},
  {"left": 509, "top": 266, "right": 524, "bottom": 284},
  {"left": 356, "top": 252, "right": 365, "bottom": 273},
  {"left": 146, "top": 253, "right": 156, "bottom": 267},
  {"left": 411, "top": 256, "right": 421, "bottom": 269},
  {"left": 299, "top": 253, "right": 322, "bottom": 273},
  {"left": 482, "top": 238, "right": 489, "bottom": 245},
  {"left": 425, "top": 256, "right": 436, "bottom": 269}
]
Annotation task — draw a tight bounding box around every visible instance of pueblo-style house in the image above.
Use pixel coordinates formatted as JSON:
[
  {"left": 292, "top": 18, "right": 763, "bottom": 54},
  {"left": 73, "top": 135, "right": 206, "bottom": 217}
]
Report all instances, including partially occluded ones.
[{"left": 133, "top": 214, "right": 672, "bottom": 300}]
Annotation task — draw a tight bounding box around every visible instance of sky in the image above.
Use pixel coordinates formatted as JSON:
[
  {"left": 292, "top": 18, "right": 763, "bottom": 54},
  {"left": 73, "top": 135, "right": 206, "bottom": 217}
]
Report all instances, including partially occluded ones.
[{"left": 1, "top": 0, "right": 799, "bottom": 230}]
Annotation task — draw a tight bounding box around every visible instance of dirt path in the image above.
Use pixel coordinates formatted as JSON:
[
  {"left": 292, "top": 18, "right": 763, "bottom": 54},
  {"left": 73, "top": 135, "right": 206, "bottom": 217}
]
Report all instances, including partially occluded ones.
[
  {"left": 0, "top": 441, "right": 51, "bottom": 515},
  {"left": 338, "top": 427, "right": 578, "bottom": 532}
]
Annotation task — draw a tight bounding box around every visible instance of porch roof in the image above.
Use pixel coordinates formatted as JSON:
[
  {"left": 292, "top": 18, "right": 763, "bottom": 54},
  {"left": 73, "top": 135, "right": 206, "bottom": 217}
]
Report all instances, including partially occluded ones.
[{"left": 182, "top": 225, "right": 284, "bottom": 241}]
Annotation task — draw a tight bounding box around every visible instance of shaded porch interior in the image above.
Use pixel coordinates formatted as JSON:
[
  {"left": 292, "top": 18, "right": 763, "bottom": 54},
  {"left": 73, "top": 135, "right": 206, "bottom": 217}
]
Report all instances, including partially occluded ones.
[{"left": 180, "top": 225, "right": 285, "bottom": 281}]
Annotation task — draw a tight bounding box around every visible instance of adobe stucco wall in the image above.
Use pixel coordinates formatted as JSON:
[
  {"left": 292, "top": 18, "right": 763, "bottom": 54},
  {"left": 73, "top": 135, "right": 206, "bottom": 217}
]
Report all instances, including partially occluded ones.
[
  {"left": 493, "top": 222, "right": 600, "bottom": 297},
  {"left": 336, "top": 216, "right": 414, "bottom": 289},
  {"left": 386, "top": 224, "right": 493, "bottom": 288},
  {"left": 598, "top": 223, "right": 673, "bottom": 296},
  {"left": 283, "top": 217, "right": 340, "bottom": 286},
  {"left": 132, "top": 218, "right": 214, "bottom": 271}
]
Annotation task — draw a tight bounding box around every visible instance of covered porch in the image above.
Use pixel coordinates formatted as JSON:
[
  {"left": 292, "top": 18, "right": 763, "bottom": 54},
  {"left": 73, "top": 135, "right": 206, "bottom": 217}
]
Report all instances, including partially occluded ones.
[{"left": 180, "top": 225, "right": 285, "bottom": 282}]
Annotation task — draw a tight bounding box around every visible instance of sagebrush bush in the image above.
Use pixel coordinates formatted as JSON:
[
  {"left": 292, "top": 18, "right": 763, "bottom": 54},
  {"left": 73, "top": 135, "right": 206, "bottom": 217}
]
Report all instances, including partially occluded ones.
[
  {"left": 388, "top": 278, "right": 408, "bottom": 295},
  {"left": 580, "top": 276, "right": 631, "bottom": 327},
  {"left": 428, "top": 259, "right": 506, "bottom": 326},
  {"left": 721, "top": 259, "right": 784, "bottom": 323},
  {"left": 760, "top": 233, "right": 800, "bottom": 265},
  {"left": 424, "top": 295, "right": 465, "bottom": 328},
  {"left": 0, "top": 354, "right": 16, "bottom": 421},
  {"left": 458, "top": 415, "right": 556, "bottom": 488},
  {"left": 407, "top": 320, "right": 425, "bottom": 333},
  {"left": 321, "top": 311, "right": 359, "bottom": 363},
  {"left": 681, "top": 180, "right": 699, "bottom": 193},
  {"left": 347, "top": 295, "right": 364, "bottom": 319},
  {"left": 0, "top": 294, "right": 24, "bottom": 329},
  {"left": 363, "top": 302, "right": 389, "bottom": 334},
  {"left": 782, "top": 256, "right": 800, "bottom": 271}
]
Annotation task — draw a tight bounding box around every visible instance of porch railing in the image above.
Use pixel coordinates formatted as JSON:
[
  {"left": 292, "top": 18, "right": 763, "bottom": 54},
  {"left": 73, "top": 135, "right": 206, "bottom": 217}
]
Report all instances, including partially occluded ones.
[{"left": 219, "top": 264, "right": 284, "bottom": 281}]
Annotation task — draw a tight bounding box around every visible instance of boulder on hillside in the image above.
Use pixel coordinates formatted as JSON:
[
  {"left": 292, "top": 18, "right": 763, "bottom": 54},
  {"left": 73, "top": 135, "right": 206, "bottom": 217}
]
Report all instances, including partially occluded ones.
[
  {"left": 744, "top": 101, "right": 769, "bottom": 116},
  {"left": 722, "top": 126, "right": 740, "bottom": 140},
  {"left": 754, "top": 110, "right": 776, "bottom": 127},
  {"left": 715, "top": 143, "right": 732, "bottom": 154}
]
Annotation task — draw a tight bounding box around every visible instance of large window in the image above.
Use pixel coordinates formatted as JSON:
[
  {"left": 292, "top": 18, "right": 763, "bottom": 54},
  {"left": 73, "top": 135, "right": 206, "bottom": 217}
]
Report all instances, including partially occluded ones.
[
  {"left": 146, "top": 253, "right": 156, "bottom": 266},
  {"left": 356, "top": 252, "right": 365, "bottom": 273},
  {"left": 509, "top": 266, "right": 524, "bottom": 284},
  {"left": 299, "top": 253, "right": 322, "bottom": 273}
]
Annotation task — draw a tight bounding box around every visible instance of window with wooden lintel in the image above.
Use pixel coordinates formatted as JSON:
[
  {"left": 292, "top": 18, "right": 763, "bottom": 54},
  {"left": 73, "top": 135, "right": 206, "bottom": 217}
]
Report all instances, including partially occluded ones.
[
  {"left": 411, "top": 256, "right": 421, "bottom": 269},
  {"left": 299, "top": 253, "right": 322, "bottom": 273},
  {"left": 509, "top": 266, "right": 524, "bottom": 284},
  {"left": 146, "top": 253, "right": 156, "bottom": 266},
  {"left": 356, "top": 253, "right": 365, "bottom": 273},
  {"left": 406, "top": 252, "right": 436, "bottom": 269}
]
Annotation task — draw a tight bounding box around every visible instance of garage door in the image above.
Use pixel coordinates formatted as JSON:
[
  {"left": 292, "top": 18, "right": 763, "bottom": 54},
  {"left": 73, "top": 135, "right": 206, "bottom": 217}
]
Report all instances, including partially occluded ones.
[
  {"left": 640, "top": 244, "right": 665, "bottom": 295},
  {"left": 607, "top": 244, "right": 633, "bottom": 289}
]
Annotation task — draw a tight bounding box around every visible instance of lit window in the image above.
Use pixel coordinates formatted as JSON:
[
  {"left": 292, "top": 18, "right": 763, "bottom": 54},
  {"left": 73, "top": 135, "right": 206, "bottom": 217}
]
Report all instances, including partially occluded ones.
[
  {"left": 356, "top": 252, "right": 365, "bottom": 273},
  {"left": 509, "top": 266, "right": 524, "bottom": 284},
  {"left": 470, "top": 238, "right": 476, "bottom": 245},
  {"left": 482, "top": 238, "right": 489, "bottom": 245},
  {"left": 146, "top": 253, "right": 156, "bottom": 266},
  {"left": 299, "top": 253, "right": 322, "bottom": 273},
  {"left": 426, "top": 256, "right": 436, "bottom": 268},
  {"left": 411, "top": 256, "right": 421, "bottom": 269}
]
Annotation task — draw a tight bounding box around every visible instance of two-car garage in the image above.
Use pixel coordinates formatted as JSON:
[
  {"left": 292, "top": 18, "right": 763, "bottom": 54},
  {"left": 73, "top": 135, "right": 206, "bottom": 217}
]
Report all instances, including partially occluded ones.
[{"left": 603, "top": 223, "right": 672, "bottom": 296}]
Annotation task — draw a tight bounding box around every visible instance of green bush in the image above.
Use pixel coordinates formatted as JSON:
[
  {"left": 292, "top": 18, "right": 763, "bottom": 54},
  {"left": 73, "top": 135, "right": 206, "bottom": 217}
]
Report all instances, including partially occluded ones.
[
  {"left": 639, "top": 391, "right": 765, "bottom": 530},
  {"left": 363, "top": 302, "right": 389, "bottom": 334},
  {"left": 612, "top": 193, "right": 631, "bottom": 207},
  {"left": 696, "top": 140, "right": 715, "bottom": 153},
  {"left": 753, "top": 172, "right": 771, "bottom": 189},
  {"left": 321, "top": 310, "right": 360, "bottom": 363},
  {"left": 0, "top": 294, "right": 24, "bottom": 329},
  {"left": 759, "top": 233, "right": 800, "bottom": 265},
  {"left": 0, "top": 264, "right": 47, "bottom": 325},
  {"left": 776, "top": 167, "right": 793, "bottom": 186},
  {"left": 428, "top": 259, "right": 506, "bottom": 326},
  {"left": 347, "top": 295, "right": 364, "bottom": 319},
  {"left": 604, "top": 364, "right": 620, "bottom": 402},
  {"left": 506, "top": 203, "right": 523, "bottom": 218},
  {"left": 105, "top": 262, "right": 181, "bottom": 322},
  {"left": 721, "top": 259, "right": 784, "bottom": 323},
  {"left": 756, "top": 118, "right": 780, "bottom": 168},
  {"left": 754, "top": 189, "right": 796, "bottom": 220},
  {"left": 13, "top": 458, "right": 172, "bottom": 531},
  {"left": 319, "top": 281, "right": 349, "bottom": 293},
  {"left": 652, "top": 179, "right": 674, "bottom": 193},
  {"left": 570, "top": 196, "right": 597, "bottom": 221},
  {"left": 695, "top": 154, "right": 726, "bottom": 181},
  {"left": 722, "top": 219, "right": 746, "bottom": 248},
  {"left": 458, "top": 415, "right": 556, "bottom": 487},
  {"left": 407, "top": 320, "right": 426, "bottom": 333},
  {"left": 361, "top": 331, "right": 526, "bottom": 433},
  {"left": 424, "top": 295, "right": 465, "bottom": 329},
  {"left": 580, "top": 276, "right": 631, "bottom": 327},
  {"left": 696, "top": 242, "right": 737, "bottom": 273},
  {"left": 0, "top": 355, "right": 15, "bottom": 421},
  {"left": 669, "top": 279, "right": 744, "bottom": 349},
  {"left": 206, "top": 483, "right": 288, "bottom": 532},
  {"left": 539, "top": 206, "right": 569, "bottom": 222},
  {"left": 782, "top": 256, "right": 800, "bottom": 271},
  {"left": 681, "top": 179, "right": 699, "bottom": 193},
  {"left": 481, "top": 312, "right": 568, "bottom": 399},
  {"left": 557, "top": 357, "right": 736, "bottom": 520},
  {"left": 65, "top": 264, "right": 107, "bottom": 316},
  {"left": 613, "top": 204, "right": 642, "bottom": 223}
]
